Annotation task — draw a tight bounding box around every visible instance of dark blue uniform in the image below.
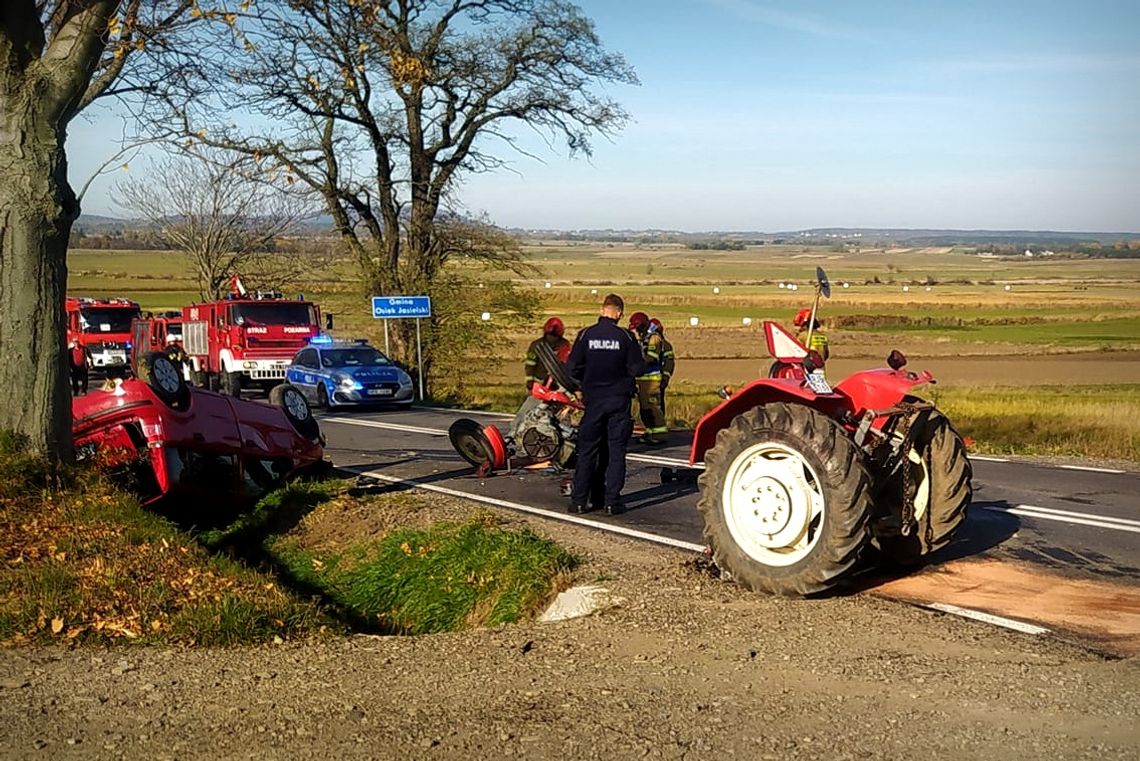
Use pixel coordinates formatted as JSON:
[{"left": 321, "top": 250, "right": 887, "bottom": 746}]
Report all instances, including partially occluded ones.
[{"left": 566, "top": 316, "right": 645, "bottom": 509}]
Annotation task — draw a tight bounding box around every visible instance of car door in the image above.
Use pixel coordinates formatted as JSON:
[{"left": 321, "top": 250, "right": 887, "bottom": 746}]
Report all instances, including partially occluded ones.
[{"left": 288, "top": 348, "right": 317, "bottom": 401}]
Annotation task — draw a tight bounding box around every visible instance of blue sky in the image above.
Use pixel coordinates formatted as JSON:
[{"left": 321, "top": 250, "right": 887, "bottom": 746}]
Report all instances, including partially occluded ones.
[{"left": 70, "top": 0, "right": 1139, "bottom": 231}]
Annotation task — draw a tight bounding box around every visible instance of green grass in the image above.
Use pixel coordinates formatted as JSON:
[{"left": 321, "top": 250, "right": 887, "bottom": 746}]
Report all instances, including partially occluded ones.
[
  {"left": 928, "top": 384, "right": 1140, "bottom": 461},
  {"left": 271, "top": 513, "right": 577, "bottom": 635}
]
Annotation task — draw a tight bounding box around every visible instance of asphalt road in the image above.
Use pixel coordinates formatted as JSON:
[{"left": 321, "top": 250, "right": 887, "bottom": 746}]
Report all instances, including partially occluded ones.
[{"left": 316, "top": 404, "right": 1140, "bottom": 652}]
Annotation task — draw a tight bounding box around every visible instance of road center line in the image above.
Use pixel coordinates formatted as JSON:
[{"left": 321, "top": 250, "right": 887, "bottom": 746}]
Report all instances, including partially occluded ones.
[
  {"left": 980, "top": 504, "right": 1140, "bottom": 534},
  {"left": 970, "top": 455, "right": 1010, "bottom": 463}
]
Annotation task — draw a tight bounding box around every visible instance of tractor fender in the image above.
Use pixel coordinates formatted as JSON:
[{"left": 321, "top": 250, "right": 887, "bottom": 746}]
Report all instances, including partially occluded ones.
[
  {"left": 833, "top": 368, "right": 933, "bottom": 421},
  {"left": 689, "top": 379, "right": 851, "bottom": 464}
]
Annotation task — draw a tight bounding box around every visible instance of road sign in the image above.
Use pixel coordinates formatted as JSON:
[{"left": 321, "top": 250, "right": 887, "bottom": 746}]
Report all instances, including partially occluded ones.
[{"left": 371, "top": 295, "right": 431, "bottom": 319}]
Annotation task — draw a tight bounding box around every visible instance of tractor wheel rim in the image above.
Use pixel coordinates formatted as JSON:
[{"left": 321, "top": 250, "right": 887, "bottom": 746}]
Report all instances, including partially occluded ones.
[
  {"left": 284, "top": 389, "right": 310, "bottom": 420},
  {"left": 721, "top": 441, "right": 825, "bottom": 567},
  {"left": 153, "top": 359, "right": 181, "bottom": 394}
]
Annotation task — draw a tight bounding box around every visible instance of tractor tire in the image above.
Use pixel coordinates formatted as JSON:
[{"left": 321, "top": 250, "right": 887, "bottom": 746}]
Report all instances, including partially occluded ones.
[
  {"left": 876, "top": 407, "right": 972, "bottom": 565},
  {"left": 697, "top": 402, "right": 872, "bottom": 596},
  {"left": 139, "top": 352, "right": 191, "bottom": 411},
  {"left": 222, "top": 370, "right": 243, "bottom": 398},
  {"left": 270, "top": 383, "right": 320, "bottom": 441}
]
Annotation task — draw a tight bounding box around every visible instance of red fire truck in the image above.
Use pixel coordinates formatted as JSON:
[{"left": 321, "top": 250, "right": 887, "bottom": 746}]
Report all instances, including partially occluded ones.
[
  {"left": 65, "top": 297, "right": 142, "bottom": 371},
  {"left": 181, "top": 286, "right": 323, "bottom": 397}
]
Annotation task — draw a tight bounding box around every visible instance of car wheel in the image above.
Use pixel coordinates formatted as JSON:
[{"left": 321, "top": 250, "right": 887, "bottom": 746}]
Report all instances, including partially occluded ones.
[
  {"left": 316, "top": 383, "right": 330, "bottom": 410},
  {"left": 270, "top": 383, "right": 321, "bottom": 441},
  {"left": 139, "top": 352, "right": 191, "bottom": 411},
  {"left": 222, "top": 370, "right": 243, "bottom": 398}
]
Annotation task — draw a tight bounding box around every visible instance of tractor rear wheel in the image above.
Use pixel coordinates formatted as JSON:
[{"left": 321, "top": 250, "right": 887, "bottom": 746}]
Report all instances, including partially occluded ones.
[
  {"left": 697, "top": 402, "right": 872, "bottom": 596},
  {"left": 876, "top": 407, "right": 972, "bottom": 565}
]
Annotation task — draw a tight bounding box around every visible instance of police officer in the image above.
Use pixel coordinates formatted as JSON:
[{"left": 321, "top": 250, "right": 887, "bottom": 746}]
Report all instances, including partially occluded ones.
[
  {"left": 650, "top": 317, "right": 675, "bottom": 420},
  {"left": 566, "top": 293, "right": 644, "bottom": 515},
  {"left": 629, "top": 312, "right": 668, "bottom": 445}
]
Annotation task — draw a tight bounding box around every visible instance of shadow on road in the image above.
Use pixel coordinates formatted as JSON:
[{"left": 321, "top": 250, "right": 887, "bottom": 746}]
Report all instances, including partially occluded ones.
[{"left": 835, "top": 500, "right": 1022, "bottom": 596}]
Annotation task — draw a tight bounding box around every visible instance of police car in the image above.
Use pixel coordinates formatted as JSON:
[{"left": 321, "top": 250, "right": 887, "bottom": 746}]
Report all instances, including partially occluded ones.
[{"left": 285, "top": 337, "right": 414, "bottom": 409}]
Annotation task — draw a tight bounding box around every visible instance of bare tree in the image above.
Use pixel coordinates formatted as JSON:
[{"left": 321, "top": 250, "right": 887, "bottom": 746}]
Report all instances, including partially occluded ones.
[
  {"left": 164, "top": 0, "right": 637, "bottom": 389},
  {"left": 117, "top": 152, "right": 315, "bottom": 300},
  {"left": 0, "top": 2, "right": 233, "bottom": 458}
]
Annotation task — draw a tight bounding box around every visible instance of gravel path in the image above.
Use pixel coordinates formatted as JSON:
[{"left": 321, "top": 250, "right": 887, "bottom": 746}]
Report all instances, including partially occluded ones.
[{"left": 2, "top": 506, "right": 1137, "bottom": 760}]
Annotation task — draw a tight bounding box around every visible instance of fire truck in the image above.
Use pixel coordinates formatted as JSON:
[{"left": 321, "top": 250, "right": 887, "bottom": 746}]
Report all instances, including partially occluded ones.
[
  {"left": 65, "top": 297, "right": 142, "bottom": 370},
  {"left": 181, "top": 283, "right": 323, "bottom": 397}
]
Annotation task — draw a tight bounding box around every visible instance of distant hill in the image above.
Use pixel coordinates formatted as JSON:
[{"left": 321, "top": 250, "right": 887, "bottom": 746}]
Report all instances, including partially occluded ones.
[{"left": 77, "top": 214, "right": 1137, "bottom": 247}]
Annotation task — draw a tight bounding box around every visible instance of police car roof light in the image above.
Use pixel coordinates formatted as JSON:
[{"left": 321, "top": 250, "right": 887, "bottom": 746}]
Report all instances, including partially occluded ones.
[{"left": 309, "top": 334, "right": 334, "bottom": 345}]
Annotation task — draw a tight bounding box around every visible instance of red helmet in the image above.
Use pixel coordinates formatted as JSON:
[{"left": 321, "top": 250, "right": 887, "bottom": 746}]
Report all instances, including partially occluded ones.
[
  {"left": 543, "top": 317, "right": 565, "bottom": 337},
  {"left": 649, "top": 318, "right": 664, "bottom": 335},
  {"left": 628, "top": 312, "right": 649, "bottom": 332},
  {"left": 793, "top": 308, "right": 812, "bottom": 328}
]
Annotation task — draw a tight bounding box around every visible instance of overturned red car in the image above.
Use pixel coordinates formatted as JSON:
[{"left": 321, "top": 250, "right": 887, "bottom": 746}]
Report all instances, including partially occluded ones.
[{"left": 72, "top": 352, "right": 325, "bottom": 506}]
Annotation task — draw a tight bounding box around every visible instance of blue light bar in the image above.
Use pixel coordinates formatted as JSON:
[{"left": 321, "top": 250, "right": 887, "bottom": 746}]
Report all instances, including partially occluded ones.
[{"left": 309, "top": 334, "right": 334, "bottom": 345}]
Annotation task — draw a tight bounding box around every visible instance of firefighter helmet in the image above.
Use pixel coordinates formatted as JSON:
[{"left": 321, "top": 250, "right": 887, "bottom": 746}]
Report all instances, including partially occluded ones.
[
  {"left": 628, "top": 312, "right": 650, "bottom": 332},
  {"left": 543, "top": 317, "right": 565, "bottom": 337},
  {"left": 793, "top": 308, "right": 812, "bottom": 328},
  {"left": 649, "top": 317, "right": 664, "bottom": 335}
]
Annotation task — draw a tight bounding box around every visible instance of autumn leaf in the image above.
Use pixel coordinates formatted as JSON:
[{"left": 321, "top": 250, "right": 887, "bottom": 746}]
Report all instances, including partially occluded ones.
[{"left": 51, "top": 617, "right": 64, "bottom": 634}]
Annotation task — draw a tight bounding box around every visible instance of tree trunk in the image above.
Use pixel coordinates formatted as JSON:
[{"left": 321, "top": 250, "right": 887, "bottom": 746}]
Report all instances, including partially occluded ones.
[{"left": 0, "top": 108, "right": 77, "bottom": 460}]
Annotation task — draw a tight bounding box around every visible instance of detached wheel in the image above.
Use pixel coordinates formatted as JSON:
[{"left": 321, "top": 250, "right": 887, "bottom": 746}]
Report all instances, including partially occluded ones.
[
  {"left": 876, "top": 407, "right": 972, "bottom": 565},
  {"left": 139, "top": 352, "right": 191, "bottom": 411},
  {"left": 270, "top": 383, "right": 320, "bottom": 441},
  {"left": 449, "top": 419, "right": 495, "bottom": 468},
  {"left": 697, "top": 402, "right": 872, "bottom": 596}
]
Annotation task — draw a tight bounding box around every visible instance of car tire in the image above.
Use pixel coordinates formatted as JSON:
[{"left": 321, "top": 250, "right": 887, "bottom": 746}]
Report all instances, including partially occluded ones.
[
  {"left": 139, "top": 352, "right": 191, "bottom": 411},
  {"left": 270, "top": 383, "right": 321, "bottom": 441},
  {"left": 222, "top": 370, "right": 243, "bottom": 398},
  {"left": 316, "top": 383, "right": 330, "bottom": 411}
]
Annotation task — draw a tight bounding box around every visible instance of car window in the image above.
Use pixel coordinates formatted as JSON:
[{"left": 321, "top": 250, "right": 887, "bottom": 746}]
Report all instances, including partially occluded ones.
[
  {"left": 294, "top": 349, "right": 318, "bottom": 368},
  {"left": 321, "top": 348, "right": 390, "bottom": 367}
]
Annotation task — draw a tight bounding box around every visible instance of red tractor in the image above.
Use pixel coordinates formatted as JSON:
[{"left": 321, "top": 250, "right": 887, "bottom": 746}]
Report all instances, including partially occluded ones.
[
  {"left": 180, "top": 279, "right": 324, "bottom": 397},
  {"left": 65, "top": 296, "right": 142, "bottom": 371},
  {"left": 690, "top": 268, "right": 972, "bottom": 595}
]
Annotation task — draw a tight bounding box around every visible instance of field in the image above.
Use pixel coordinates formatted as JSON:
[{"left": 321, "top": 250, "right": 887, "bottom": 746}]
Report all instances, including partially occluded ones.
[{"left": 66, "top": 242, "right": 1140, "bottom": 461}]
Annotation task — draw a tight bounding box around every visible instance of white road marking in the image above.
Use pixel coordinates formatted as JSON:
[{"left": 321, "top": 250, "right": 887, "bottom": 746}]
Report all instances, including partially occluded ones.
[
  {"left": 323, "top": 417, "right": 448, "bottom": 437},
  {"left": 1059, "top": 464, "right": 1126, "bottom": 475},
  {"left": 980, "top": 504, "right": 1140, "bottom": 534},
  {"left": 970, "top": 455, "right": 1010, "bottom": 463},
  {"left": 923, "top": 603, "right": 1051, "bottom": 635},
  {"left": 342, "top": 467, "right": 708, "bottom": 553}
]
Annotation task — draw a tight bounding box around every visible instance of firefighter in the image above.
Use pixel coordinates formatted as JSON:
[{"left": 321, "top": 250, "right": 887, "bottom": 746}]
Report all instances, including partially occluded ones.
[
  {"left": 524, "top": 317, "right": 571, "bottom": 391},
  {"left": 511, "top": 317, "right": 572, "bottom": 442},
  {"left": 67, "top": 339, "right": 89, "bottom": 396},
  {"left": 629, "top": 311, "right": 668, "bottom": 445},
  {"left": 793, "top": 308, "right": 830, "bottom": 360},
  {"left": 649, "top": 318, "right": 675, "bottom": 420},
  {"left": 566, "top": 293, "right": 644, "bottom": 515}
]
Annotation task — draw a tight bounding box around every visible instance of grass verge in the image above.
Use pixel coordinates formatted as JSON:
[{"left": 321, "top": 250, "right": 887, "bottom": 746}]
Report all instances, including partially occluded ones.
[
  {"left": 0, "top": 436, "right": 327, "bottom": 646},
  {"left": 271, "top": 511, "right": 577, "bottom": 635},
  {"left": 452, "top": 382, "right": 1140, "bottom": 463}
]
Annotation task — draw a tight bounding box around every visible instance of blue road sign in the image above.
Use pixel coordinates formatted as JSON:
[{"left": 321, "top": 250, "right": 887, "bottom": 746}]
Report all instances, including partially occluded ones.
[{"left": 371, "top": 295, "right": 431, "bottom": 319}]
